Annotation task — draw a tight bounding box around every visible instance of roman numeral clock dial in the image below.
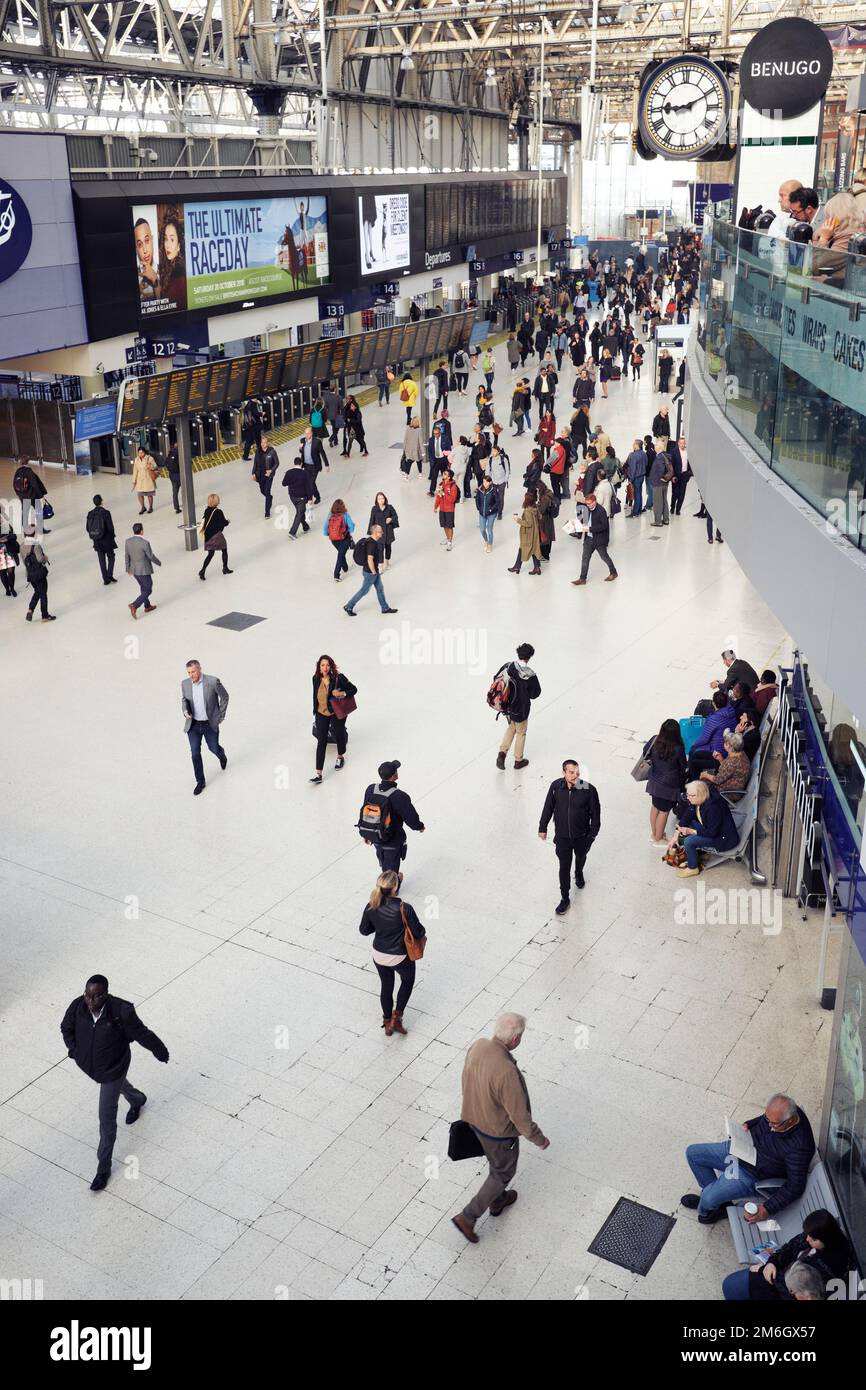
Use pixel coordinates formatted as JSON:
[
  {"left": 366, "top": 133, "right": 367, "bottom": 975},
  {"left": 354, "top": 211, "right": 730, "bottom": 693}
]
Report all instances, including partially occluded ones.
[{"left": 638, "top": 55, "right": 730, "bottom": 160}]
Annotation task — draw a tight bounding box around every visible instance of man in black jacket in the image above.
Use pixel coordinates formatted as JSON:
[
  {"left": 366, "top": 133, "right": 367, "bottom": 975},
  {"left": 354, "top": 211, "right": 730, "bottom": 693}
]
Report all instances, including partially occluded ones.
[
  {"left": 539, "top": 759, "right": 601, "bottom": 913},
  {"left": 165, "top": 442, "right": 182, "bottom": 514},
  {"left": 496, "top": 643, "right": 541, "bottom": 770},
  {"left": 361, "top": 760, "right": 425, "bottom": 876},
  {"left": 282, "top": 457, "right": 313, "bottom": 537},
  {"left": 61, "top": 975, "right": 169, "bottom": 1191},
  {"left": 713, "top": 650, "right": 760, "bottom": 698},
  {"left": 572, "top": 495, "right": 617, "bottom": 585},
  {"left": 299, "top": 427, "right": 328, "bottom": 504},
  {"left": 85, "top": 494, "right": 118, "bottom": 585},
  {"left": 252, "top": 434, "right": 280, "bottom": 518},
  {"left": 651, "top": 405, "right": 671, "bottom": 444},
  {"left": 682, "top": 1094, "right": 815, "bottom": 1225}
]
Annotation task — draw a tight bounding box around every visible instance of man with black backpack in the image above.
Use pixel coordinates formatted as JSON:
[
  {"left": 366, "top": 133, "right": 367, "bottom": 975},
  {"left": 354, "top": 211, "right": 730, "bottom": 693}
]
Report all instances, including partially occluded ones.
[
  {"left": 85, "top": 494, "right": 118, "bottom": 585},
  {"left": 494, "top": 643, "right": 541, "bottom": 771},
  {"left": 358, "top": 760, "right": 425, "bottom": 876},
  {"left": 344, "top": 525, "right": 398, "bottom": 617}
]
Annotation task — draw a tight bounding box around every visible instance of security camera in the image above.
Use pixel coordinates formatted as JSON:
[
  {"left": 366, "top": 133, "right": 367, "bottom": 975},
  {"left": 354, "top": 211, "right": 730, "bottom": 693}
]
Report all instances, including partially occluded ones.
[{"left": 144, "top": 149, "right": 158, "bottom": 164}]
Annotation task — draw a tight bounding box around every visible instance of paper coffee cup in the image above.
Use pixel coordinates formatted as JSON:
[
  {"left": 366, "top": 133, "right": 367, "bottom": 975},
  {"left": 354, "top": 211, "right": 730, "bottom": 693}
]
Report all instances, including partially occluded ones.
[{"left": 744, "top": 1201, "right": 759, "bottom": 1216}]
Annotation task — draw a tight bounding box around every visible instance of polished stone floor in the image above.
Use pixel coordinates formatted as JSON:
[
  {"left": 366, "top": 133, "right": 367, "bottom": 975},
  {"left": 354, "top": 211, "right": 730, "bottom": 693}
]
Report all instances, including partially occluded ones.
[{"left": 0, "top": 333, "right": 832, "bottom": 1300}]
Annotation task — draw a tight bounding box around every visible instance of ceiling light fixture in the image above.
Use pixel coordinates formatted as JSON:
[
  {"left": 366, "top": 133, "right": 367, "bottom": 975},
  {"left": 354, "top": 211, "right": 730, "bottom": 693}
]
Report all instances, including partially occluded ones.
[
  {"left": 400, "top": 47, "right": 415, "bottom": 70},
  {"left": 485, "top": 66, "right": 497, "bottom": 87}
]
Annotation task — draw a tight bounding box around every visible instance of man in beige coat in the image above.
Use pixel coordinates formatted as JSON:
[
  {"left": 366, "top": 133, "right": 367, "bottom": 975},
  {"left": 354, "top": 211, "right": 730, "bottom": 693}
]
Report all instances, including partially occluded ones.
[
  {"left": 132, "top": 447, "right": 158, "bottom": 514},
  {"left": 452, "top": 1013, "right": 549, "bottom": 1243}
]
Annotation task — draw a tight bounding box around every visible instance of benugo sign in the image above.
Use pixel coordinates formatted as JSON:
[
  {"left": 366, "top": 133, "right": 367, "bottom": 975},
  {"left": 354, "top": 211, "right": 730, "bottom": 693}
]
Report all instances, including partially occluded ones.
[
  {"left": 739, "top": 17, "right": 834, "bottom": 120},
  {"left": 732, "top": 247, "right": 866, "bottom": 417}
]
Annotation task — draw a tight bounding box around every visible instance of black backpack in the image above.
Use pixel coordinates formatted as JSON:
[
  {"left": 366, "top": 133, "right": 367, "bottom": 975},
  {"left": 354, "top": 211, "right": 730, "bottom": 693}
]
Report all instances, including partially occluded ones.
[
  {"left": 86, "top": 508, "right": 106, "bottom": 541},
  {"left": 353, "top": 537, "right": 372, "bottom": 567},
  {"left": 357, "top": 785, "right": 398, "bottom": 843},
  {"left": 24, "top": 549, "right": 47, "bottom": 585}
]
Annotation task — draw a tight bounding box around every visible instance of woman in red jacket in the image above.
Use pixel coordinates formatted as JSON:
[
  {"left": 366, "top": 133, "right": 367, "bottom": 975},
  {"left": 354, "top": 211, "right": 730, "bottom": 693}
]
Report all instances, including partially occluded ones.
[
  {"left": 548, "top": 435, "right": 568, "bottom": 503},
  {"left": 434, "top": 469, "right": 460, "bottom": 551},
  {"left": 537, "top": 410, "right": 556, "bottom": 461}
]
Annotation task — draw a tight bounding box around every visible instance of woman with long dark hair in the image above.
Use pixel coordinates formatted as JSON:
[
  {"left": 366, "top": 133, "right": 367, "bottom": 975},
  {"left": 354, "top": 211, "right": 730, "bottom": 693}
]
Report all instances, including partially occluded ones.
[
  {"left": 342, "top": 396, "right": 368, "bottom": 457},
  {"left": 311, "top": 654, "right": 357, "bottom": 784},
  {"left": 158, "top": 214, "right": 186, "bottom": 304},
  {"left": 722, "top": 1208, "right": 849, "bottom": 1301},
  {"left": 643, "top": 718, "right": 687, "bottom": 844},
  {"left": 359, "top": 870, "right": 426, "bottom": 1035},
  {"left": 369, "top": 491, "right": 399, "bottom": 567}
]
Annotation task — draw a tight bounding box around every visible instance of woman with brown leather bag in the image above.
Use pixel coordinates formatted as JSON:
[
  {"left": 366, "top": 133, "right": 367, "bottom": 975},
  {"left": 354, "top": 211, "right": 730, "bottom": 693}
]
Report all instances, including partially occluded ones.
[{"left": 359, "top": 871, "right": 426, "bottom": 1035}]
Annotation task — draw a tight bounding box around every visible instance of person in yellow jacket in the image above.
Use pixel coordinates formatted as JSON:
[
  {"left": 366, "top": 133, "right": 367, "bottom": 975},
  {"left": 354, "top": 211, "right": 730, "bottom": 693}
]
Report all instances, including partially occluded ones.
[
  {"left": 398, "top": 373, "right": 418, "bottom": 425},
  {"left": 131, "top": 447, "right": 159, "bottom": 515}
]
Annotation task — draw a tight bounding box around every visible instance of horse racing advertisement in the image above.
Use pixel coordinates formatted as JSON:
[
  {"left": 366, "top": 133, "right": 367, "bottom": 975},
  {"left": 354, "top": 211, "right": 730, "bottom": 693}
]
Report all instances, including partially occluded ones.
[{"left": 132, "top": 194, "right": 329, "bottom": 318}]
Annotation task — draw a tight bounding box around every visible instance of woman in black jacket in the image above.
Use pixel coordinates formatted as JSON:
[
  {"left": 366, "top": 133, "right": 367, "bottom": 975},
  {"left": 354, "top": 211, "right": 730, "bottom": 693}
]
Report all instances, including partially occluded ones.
[
  {"left": 342, "top": 397, "right": 368, "bottom": 457},
  {"left": 722, "top": 1209, "right": 849, "bottom": 1301},
  {"left": 368, "top": 492, "right": 399, "bottom": 568},
  {"left": 311, "top": 654, "right": 357, "bottom": 784},
  {"left": 198, "top": 493, "right": 232, "bottom": 579},
  {"left": 668, "top": 780, "right": 738, "bottom": 876},
  {"left": 644, "top": 718, "right": 687, "bottom": 844},
  {"left": 359, "top": 870, "right": 425, "bottom": 1034}
]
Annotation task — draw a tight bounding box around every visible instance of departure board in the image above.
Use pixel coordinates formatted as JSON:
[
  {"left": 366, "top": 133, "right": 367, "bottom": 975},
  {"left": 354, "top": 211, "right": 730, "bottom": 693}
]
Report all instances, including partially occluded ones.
[
  {"left": 344, "top": 337, "right": 362, "bottom": 377},
  {"left": 281, "top": 347, "right": 301, "bottom": 389},
  {"left": 313, "top": 340, "right": 334, "bottom": 382},
  {"left": 298, "top": 343, "right": 318, "bottom": 386},
  {"left": 357, "top": 333, "right": 378, "bottom": 373},
  {"left": 227, "top": 357, "right": 249, "bottom": 405},
  {"left": 207, "top": 360, "right": 230, "bottom": 409},
  {"left": 120, "top": 380, "right": 145, "bottom": 430},
  {"left": 328, "top": 336, "right": 348, "bottom": 378},
  {"left": 428, "top": 318, "right": 449, "bottom": 360},
  {"left": 166, "top": 369, "right": 191, "bottom": 417},
  {"left": 245, "top": 353, "right": 268, "bottom": 397},
  {"left": 413, "top": 320, "right": 434, "bottom": 360},
  {"left": 140, "top": 374, "right": 169, "bottom": 425},
  {"left": 186, "top": 364, "right": 211, "bottom": 415},
  {"left": 395, "top": 323, "right": 418, "bottom": 361},
  {"left": 263, "top": 350, "right": 285, "bottom": 394},
  {"left": 369, "top": 327, "right": 393, "bottom": 369},
  {"left": 458, "top": 311, "right": 473, "bottom": 347}
]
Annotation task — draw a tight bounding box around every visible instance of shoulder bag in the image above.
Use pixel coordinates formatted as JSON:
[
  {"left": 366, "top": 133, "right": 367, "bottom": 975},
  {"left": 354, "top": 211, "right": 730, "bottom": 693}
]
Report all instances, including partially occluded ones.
[
  {"left": 447, "top": 1120, "right": 484, "bottom": 1161},
  {"left": 631, "top": 736, "right": 655, "bottom": 782},
  {"left": 399, "top": 901, "right": 426, "bottom": 961},
  {"left": 330, "top": 691, "right": 357, "bottom": 720}
]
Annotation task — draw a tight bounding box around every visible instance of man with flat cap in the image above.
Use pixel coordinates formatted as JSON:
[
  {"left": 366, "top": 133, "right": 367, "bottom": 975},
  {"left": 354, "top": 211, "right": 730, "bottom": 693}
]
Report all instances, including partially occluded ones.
[
  {"left": 61, "top": 974, "right": 169, "bottom": 1191},
  {"left": 359, "top": 760, "right": 425, "bottom": 879}
]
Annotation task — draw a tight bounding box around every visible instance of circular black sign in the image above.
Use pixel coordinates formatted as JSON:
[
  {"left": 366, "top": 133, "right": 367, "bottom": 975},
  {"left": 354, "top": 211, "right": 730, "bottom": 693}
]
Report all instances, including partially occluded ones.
[
  {"left": 740, "top": 17, "right": 833, "bottom": 119},
  {"left": 0, "top": 177, "right": 33, "bottom": 285}
]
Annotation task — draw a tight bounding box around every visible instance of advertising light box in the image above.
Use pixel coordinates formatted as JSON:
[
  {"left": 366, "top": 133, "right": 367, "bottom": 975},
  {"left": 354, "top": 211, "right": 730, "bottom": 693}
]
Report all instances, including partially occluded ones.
[
  {"left": 132, "top": 194, "right": 330, "bottom": 319},
  {"left": 358, "top": 192, "right": 411, "bottom": 277}
]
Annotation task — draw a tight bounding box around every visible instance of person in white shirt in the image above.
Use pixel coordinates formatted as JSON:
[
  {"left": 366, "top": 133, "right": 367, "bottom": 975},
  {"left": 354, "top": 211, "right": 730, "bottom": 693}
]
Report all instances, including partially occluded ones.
[{"left": 766, "top": 179, "right": 802, "bottom": 241}]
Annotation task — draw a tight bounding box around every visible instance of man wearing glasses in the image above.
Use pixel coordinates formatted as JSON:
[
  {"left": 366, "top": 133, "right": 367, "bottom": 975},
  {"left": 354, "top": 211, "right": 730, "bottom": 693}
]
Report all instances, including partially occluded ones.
[{"left": 680, "top": 1094, "right": 815, "bottom": 1225}]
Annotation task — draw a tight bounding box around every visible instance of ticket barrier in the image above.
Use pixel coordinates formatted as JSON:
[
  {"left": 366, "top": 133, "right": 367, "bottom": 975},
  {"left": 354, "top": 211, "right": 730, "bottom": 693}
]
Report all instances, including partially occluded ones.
[
  {"left": 219, "top": 406, "right": 242, "bottom": 447},
  {"left": 201, "top": 412, "right": 220, "bottom": 454}
]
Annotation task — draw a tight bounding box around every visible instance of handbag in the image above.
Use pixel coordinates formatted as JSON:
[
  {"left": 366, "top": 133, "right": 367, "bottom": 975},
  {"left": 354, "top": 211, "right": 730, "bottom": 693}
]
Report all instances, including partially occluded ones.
[
  {"left": 330, "top": 692, "right": 357, "bottom": 720},
  {"left": 663, "top": 838, "right": 688, "bottom": 868},
  {"left": 400, "top": 902, "right": 426, "bottom": 961},
  {"left": 631, "top": 737, "right": 654, "bottom": 782},
  {"left": 41, "top": 500, "right": 54, "bottom": 520},
  {"left": 447, "top": 1119, "right": 484, "bottom": 1162}
]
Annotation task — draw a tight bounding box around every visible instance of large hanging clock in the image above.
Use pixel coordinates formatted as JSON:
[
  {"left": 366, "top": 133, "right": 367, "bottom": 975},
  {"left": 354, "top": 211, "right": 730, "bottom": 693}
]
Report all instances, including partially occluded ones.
[{"left": 637, "top": 54, "right": 730, "bottom": 160}]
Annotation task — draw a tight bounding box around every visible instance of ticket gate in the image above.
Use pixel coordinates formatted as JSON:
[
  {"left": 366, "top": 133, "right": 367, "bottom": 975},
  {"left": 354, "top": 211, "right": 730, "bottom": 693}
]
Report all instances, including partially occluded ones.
[
  {"left": 201, "top": 412, "right": 220, "bottom": 453},
  {"left": 219, "top": 406, "right": 242, "bottom": 447}
]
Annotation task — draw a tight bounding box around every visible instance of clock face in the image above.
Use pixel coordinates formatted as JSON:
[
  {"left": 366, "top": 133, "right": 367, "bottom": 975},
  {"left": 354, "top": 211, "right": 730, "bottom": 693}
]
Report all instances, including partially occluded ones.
[{"left": 638, "top": 56, "right": 729, "bottom": 160}]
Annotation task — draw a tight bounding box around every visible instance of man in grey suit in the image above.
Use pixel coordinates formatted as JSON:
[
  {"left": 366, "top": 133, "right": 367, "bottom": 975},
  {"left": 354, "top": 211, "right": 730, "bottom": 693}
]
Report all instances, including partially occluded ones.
[
  {"left": 182, "top": 659, "right": 229, "bottom": 795},
  {"left": 125, "top": 521, "right": 161, "bottom": 618}
]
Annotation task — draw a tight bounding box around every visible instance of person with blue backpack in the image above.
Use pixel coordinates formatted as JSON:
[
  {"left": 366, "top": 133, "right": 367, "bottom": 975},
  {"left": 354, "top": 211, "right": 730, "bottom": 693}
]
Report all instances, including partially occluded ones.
[{"left": 357, "top": 761, "right": 425, "bottom": 876}]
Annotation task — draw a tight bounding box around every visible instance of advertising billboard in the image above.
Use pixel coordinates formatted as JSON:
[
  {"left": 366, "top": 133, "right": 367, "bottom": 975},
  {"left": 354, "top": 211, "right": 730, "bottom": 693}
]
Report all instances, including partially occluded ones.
[
  {"left": 132, "top": 194, "right": 330, "bottom": 319},
  {"left": 358, "top": 193, "right": 411, "bottom": 277}
]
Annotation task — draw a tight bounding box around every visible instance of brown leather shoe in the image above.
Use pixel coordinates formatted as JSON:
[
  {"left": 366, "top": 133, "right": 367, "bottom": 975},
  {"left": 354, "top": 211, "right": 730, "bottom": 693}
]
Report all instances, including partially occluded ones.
[
  {"left": 604, "top": 574, "right": 618, "bottom": 582},
  {"left": 490, "top": 1190, "right": 518, "bottom": 1217},
  {"left": 513, "top": 759, "right": 529, "bottom": 769},
  {"left": 572, "top": 579, "right": 587, "bottom": 586},
  {"left": 382, "top": 1015, "right": 394, "bottom": 1037},
  {"left": 451, "top": 1213, "right": 479, "bottom": 1244},
  {"left": 128, "top": 603, "right": 137, "bottom": 619},
  {"left": 391, "top": 1011, "right": 407, "bottom": 1035}
]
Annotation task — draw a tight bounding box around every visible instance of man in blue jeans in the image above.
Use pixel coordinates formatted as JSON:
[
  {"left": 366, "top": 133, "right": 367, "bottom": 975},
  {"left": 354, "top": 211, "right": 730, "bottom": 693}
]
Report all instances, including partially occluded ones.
[
  {"left": 681, "top": 1094, "right": 815, "bottom": 1225},
  {"left": 344, "top": 525, "right": 398, "bottom": 616}
]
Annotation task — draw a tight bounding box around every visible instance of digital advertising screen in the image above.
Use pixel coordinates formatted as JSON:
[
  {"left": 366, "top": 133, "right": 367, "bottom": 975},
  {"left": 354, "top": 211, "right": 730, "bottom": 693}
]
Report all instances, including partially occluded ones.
[
  {"left": 358, "top": 192, "right": 410, "bottom": 277},
  {"left": 133, "top": 194, "right": 330, "bottom": 319}
]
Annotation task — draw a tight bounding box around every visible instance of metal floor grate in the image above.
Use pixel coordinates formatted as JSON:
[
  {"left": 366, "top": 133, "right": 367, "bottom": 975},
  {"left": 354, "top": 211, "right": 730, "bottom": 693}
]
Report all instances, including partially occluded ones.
[
  {"left": 587, "top": 1197, "right": 676, "bottom": 1276},
  {"left": 207, "top": 612, "right": 267, "bottom": 631}
]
